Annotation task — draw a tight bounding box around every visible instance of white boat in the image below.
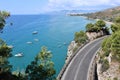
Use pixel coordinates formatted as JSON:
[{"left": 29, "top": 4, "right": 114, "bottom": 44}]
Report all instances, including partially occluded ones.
[
  {"left": 63, "top": 42, "right": 67, "bottom": 45},
  {"left": 58, "top": 45, "right": 62, "bottom": 48},
  {"left": 34, "top": 39, "right": 39, "bottom": 42},
  {"left": 32, "top": 31, "right": 38, "bottom": 34},
  {"left": 27, "top": 41, "right": 32, "bottom": 44},
  {"left": 14, "top": 53, "right": 23, "bottom": 57}
]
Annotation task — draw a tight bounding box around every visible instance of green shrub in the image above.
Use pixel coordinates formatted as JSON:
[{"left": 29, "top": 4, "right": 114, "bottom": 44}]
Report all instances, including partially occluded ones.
[
  {"left": 73, "top": 46, "right": 78, "bottom": 53},
  {"left": 74, "top": 31, "right": 88, "bottom": 45},
  {"left": 101, "top": 59, "right": 109, "bottom": 72},
  {"left": 113, "top": 77, "right": 118, "bottom": 80}
]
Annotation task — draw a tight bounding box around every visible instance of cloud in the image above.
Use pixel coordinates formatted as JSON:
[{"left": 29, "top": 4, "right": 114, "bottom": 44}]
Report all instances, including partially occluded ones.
[{"left": 44, "top": 0, "right": 120, "bottom": 12}]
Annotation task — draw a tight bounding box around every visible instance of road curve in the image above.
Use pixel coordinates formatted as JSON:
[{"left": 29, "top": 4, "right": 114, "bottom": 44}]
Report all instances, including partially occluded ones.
[{"left": 61, "top": 37, "right": 105, "bottom": 80}]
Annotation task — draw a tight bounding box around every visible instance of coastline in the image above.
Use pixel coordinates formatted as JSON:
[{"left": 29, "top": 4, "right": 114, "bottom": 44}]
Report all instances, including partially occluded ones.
[{"left": 58, "top": 16, "right": 111, "bottom": 79}]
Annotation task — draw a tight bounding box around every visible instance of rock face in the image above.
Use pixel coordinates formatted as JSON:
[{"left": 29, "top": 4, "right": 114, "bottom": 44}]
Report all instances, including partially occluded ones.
[
  {"left": 97, "top": 62, "right": 120, "bottom": 80},
  {"left": 97, "top": 52, "right": 120, "bottom": 80},
  {"left": 86, "top": 31, "right": 104, "bottom": 41},
  {"left": 66, "top": 41, "right": 77, "bottom": 63}
]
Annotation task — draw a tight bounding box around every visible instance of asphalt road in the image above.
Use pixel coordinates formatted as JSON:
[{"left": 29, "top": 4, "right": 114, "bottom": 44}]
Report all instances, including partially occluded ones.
[{"left": 61, "top": 37, "right": 105, "bottom": 80}]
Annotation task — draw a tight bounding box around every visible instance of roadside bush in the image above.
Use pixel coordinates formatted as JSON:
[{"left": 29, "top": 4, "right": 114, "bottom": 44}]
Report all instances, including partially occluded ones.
[
  {"left": 113, "top": 77, "right": 118, "bottom": 80},
  {"left": 101, "top": 59, "right": 109, "bottom": 72},
  {"left": 74, "top": 31, "right": 88, "bottom": 45},
  {"left": 73, "top": 46, "right": 78, "bottom": 53}
]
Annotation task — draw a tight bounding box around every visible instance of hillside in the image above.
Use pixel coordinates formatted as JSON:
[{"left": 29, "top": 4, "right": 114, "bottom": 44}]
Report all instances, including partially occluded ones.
[{"left": 80, "top": 6, "right": 120, "bottom": 22}]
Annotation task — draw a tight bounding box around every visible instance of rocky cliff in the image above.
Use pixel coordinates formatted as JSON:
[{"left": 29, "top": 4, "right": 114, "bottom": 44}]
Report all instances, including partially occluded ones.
[
  {"left": 96, "top": 50, "right": 120, "bottom": 80},
  {"left": 86, "top": 31, "right": 104, "bottom": 41},
  {"left": 66, "top": 41, "right": 78, "bottom": 63}
]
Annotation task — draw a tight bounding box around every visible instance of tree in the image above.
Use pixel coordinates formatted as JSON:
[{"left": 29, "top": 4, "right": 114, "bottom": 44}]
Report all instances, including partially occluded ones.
[
  {"left": 74, "top": 31, "right": 88, "bottom": 45},
  {"left": 102, "top": 31, "right": 120, "bottom": 62},
  {"left": 111, "top": 31, "right": 120, "bottom": 58},
  {"left": 0, "top": 11, "right": 10, "bottom": 32},
  {"left": 25, "top": 46, "right": 56, "bottom": 80},
  {"left": 114, "top": 16, "right": 120, "bottom": 23},
  {"left": 0, "top": 16, "right": 5, "bottom": 31},
  {"left": 111, "top": 17, "right": 120, "bottom": 33},
  {"left": 86, "top": 20, "right": 107, "bottom": 32},
  {"left": 95, "top": 20, "right": 106, "bottom": 28},
  {"left": 86, "top": 23, "right": 94, "bottom": 32},
  {"left": 0, "top": 39, "right": 12, "bottom": 73},
  {"left": 111, "top": 24, "right": 119, "bottom": 32},
  {"left": 102, "top": 37, "right": 111, "bottom": 57},
  {"left": 0, "top": 11, "right": 10, "bottom": 19}
]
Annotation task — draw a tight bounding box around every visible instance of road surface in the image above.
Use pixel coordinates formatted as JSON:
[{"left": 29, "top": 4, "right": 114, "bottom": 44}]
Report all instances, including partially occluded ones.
[{"left": 61, "top": 37, "right": 105, "bottom": 80}]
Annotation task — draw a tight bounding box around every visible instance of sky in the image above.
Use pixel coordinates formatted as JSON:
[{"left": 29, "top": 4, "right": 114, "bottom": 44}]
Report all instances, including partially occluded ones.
[{"left": 0, "top": 0, "right": 120, "bottom": 14}]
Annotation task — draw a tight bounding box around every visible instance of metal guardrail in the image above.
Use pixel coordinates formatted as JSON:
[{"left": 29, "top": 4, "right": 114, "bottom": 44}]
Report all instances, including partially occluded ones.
[
  {"left": 57, "top": 41, "right": 89, "bottom": 80},
  {"left": 87, "top": 48, "right": 101, "bottom": 80}
]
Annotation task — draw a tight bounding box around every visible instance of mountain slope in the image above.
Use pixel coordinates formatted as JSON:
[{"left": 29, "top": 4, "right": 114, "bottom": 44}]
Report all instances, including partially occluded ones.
[{"left": 81, "top": 6, "right": 120, "bottom": 22}]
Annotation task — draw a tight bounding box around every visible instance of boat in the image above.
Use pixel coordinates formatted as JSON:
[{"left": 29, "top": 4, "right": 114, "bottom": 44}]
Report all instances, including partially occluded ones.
[
  {"left": 32, "top": 31, "right": 38, "bottom": 34},
  {"left": 27, "top": 41, "right": 32, "bottom": 44},
  {"left": 63, "top": 42, "right": 67, "bottom": 45},
  {"left": 58, "top": 45, "right": 62, "bottom": 48},
  {"left": 34, "top": 38, "right": 39, "bottom": 41},
  {"left": 14, "top": 53, "right": 23, "bottom": 57}
]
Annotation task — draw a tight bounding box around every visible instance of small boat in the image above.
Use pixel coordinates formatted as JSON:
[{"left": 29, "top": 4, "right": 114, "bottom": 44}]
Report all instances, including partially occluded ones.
[
  {"left": 58, "top": 45, "right": 62, "bottom": 48},
  {"left": 14, "top": 53, "right": 23, "bottom": 57},
  {"left": 32, "top": 31, "right": 38, "bottom": 34},
  {"left": 34, "top": 39, "right": 39, "bottom": 41},
  {"left": 63, "top": 42, "right": 67, "bottom": 45},
  {"left": 27, "top": 41, "right": 32, "bottom": 44}
]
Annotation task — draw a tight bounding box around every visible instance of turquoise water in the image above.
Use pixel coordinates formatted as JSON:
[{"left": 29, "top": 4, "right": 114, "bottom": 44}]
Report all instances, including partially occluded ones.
[{"left": 0, "top": 14, "right": 94, "bottom": 75}]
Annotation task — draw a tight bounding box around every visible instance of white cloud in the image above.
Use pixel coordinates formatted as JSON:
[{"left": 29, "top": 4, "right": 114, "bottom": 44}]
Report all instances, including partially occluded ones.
[{"left": 44, "top": 0, "right": 120, "bottom": 12}]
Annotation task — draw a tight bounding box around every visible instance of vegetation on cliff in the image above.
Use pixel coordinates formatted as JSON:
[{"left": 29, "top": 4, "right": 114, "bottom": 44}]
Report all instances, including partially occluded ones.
[
  {"left": 74, "top": 20, "right": 109, "bottom": 45},
  {"left": 86, "top": 20, "right": 109, "bottom": 34},
  {"left": 97, "top": 16, "right": 120, "bottom": 76},
  {"left": 72, "top": 20, "right": 110, "bottom": 55},
  {"left": 74, "top": 31, "right": 88, "bottom": 45},
  {"left": 111, "top": 16, "right": 120, "bottom": 32},
  {"left": 101, "top": 16, "right": 120, "bottom": 61}
]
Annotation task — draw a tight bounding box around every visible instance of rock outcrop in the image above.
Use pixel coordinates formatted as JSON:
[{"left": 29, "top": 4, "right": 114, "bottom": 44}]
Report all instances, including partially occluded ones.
[
  {"left": 86, "top": 31, "right": 104, "bottom": 41},
  {"left": 66, "top": 41, "right": 77, "bottom": 63},
  {"left": 97, "top": 62, "right": 120, "bottom": 80},
  {"left": 96, "top": 51, "right": 120, "bottom": 80}
]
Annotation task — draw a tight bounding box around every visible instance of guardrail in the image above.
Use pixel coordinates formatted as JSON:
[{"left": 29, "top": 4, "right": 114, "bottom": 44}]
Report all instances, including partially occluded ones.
[
  {"left": 87, "top": 48, "right": 100, "bottom": 80},
  {"left": 57, "top": 40, "right": 89, "bottom": 80}
]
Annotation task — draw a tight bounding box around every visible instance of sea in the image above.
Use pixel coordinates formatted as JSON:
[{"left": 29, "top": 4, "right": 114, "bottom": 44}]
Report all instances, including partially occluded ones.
[{"left": 0, "top": 14, "right": 94, "bottom": 76}]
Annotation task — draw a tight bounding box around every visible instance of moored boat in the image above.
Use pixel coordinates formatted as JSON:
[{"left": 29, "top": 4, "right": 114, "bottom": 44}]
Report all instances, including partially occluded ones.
[
  {"left": 32, "top": 31, "right": 38, "bottom": 34},
  {"left": 14, "top": 53, "right": 23, "bottom": 57}
]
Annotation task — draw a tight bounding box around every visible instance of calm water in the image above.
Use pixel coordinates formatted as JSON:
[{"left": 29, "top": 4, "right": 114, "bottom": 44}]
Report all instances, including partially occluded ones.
[{"left": 0, "top": 14, "right": 94, "bottom": 75}]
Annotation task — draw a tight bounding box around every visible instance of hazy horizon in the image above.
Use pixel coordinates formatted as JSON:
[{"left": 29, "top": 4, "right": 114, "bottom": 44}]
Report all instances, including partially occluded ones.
[{"left": 0, "top": 0, "right": 120, "bottom": 14}]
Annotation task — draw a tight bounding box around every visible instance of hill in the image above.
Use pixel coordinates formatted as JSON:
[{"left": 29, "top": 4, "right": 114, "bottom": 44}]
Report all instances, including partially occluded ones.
[{"left": 80, "top": 6, "right": 120, "bottom": 22}]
